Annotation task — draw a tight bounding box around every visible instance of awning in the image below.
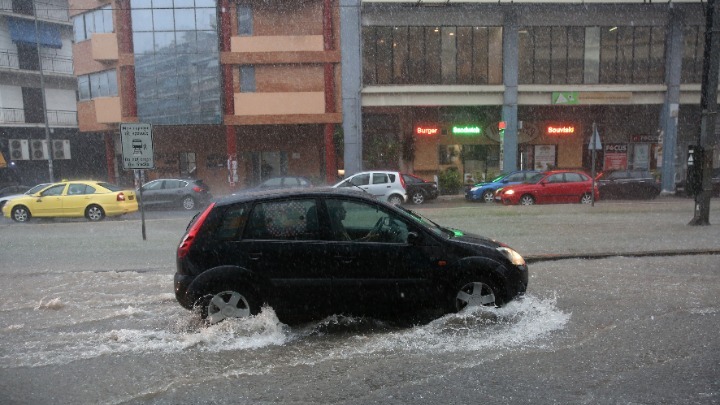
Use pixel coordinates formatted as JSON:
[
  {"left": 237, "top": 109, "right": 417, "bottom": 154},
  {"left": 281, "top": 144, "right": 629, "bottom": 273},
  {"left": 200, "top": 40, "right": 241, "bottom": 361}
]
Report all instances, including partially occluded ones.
[{"left": 7, "top": 17, "right": 62, "bottom": 49}]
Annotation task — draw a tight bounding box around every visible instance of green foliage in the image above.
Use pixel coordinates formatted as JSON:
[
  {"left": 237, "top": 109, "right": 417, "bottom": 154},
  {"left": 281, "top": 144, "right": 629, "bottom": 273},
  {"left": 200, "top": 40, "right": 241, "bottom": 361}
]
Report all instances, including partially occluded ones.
[{"left": 438, "top": 167, "right": 463, "bottom": 195}]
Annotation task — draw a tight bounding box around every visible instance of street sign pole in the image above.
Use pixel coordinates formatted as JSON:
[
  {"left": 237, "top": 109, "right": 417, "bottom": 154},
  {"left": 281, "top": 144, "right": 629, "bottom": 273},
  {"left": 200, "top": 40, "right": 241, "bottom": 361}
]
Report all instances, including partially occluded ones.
[
  {"left": 121, "top": 123, "right": 155, "bottom": 240},
  {"left": 589, "top": 122, "right": 602, "bottom": 207}
]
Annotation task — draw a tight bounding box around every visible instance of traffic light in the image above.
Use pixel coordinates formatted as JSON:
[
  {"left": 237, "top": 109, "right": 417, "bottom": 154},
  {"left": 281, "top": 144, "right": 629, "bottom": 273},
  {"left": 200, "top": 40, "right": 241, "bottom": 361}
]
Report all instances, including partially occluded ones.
[{"left": 686, "top": 145, "right": 704, "bottom": 196}]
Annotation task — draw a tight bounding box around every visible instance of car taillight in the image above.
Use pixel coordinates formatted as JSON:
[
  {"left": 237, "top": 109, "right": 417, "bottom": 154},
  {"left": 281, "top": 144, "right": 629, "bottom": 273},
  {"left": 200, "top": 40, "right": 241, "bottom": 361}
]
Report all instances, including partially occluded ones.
[
  {"left": 116, "top": 192, "right": 126, "bottom": 201},
  {"left": 399, "top": 175, "right": 406, "bottom": 189},
  {"left": 192, "top": 186, "right": 202, "bottom": 192},
  {"left": 177, "top": 203, "right": 215, "bottom": 258}
]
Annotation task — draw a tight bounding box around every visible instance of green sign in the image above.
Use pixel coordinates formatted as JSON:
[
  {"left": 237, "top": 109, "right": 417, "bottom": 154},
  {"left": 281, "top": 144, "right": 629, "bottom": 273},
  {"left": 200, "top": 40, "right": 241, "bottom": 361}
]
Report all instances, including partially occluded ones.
[
  {"left": 552, "top": 92, "right": 579, "bottom": 105},
  {"left": 452, "top": 125, "right": 481, "bottom": 135}
]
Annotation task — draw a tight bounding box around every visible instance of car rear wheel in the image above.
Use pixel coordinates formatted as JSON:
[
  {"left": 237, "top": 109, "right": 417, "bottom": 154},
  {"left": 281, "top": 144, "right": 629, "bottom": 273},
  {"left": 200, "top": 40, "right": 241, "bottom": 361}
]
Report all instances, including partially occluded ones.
[
  {"left": 197, "top": 287, "right": 260, "bottom": 324},
  {"left": 580, "top": 193, "right": 593, "bottom": 204},
  {"left": 482, "top": 190, "right": 495, "bottom": 203},
  {"left": 519, "top": 194, "right": 535, "bottom": 205},
  {"left": 11, "top": 206, "right": 30, "bottom": 222},
  {"left": 452, "top": 280, "right": 503, "bottom": 312},
  {"left": 410, "top": 191, "right": 425, "bottom": 205},
  {"left": 85, "top": 205, "right": 105, "bottom": 221},
  {"left": 387, "top": 194, "right": 404, "bottom": 205},
  {"left": 181, "top": 195, "right": 196, "bottom": 210}
]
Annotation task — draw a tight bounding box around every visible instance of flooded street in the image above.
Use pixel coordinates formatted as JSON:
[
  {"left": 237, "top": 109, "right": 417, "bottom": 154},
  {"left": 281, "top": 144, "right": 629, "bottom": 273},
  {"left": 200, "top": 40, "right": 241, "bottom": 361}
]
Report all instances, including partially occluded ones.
[{"left": 1, "top": 199, "right": 719, "bottom": 404}]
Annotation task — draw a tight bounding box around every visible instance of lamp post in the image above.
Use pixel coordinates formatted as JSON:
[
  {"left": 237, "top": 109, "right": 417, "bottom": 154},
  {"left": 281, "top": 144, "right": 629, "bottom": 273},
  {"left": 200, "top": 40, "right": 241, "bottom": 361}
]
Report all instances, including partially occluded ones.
[{"left": 33, "top": 2, "right": 54, "bottom": 182}]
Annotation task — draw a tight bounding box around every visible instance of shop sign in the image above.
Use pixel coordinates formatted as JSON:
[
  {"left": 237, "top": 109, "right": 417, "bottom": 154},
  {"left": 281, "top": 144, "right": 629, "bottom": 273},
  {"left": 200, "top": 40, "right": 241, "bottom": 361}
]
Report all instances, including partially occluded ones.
[
  {"left": 546, "top": 125, "right": 576, "bottom": 135},
  {"left": 603, "top": 143, "right": 628, "bottom": 170},
  {"left": 534, "top": 144, "right": 556, "bottom": 170},
  {"left": 452, "top": 125, "right": 482, "bottom": 135},
  {"left": 552, "top": 92, "right": 579, "bottom": 105},
  {"left": 415, "top": 125, "right": 440, "bottom": 136},
  {"left": 631, "top": 134, "right": 659, "bottom": 143}
]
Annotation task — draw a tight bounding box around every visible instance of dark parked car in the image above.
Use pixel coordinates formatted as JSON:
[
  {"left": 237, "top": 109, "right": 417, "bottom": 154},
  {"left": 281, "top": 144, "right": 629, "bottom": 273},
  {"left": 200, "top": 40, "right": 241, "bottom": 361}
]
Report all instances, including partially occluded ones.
[
  {"left": 596, "top": 170, "right": 661, "bottom": 199},
  {"left": 138, "top": 178, "right": 211, "bottom": 210},
  {"left": 401, "top": 173, "right": 439, "bottom": 205},
  {"left": 174, "top": 188, "right": 528, "bottom": 324},
  {"left": 241, "top": 176, "right": 314, "bottom": 192},
  {"left": 675, "top": 168, "right": 720, "bottom": 197},
  {"left": 466, "top": 170, "right": 540, "bottom": 203}
]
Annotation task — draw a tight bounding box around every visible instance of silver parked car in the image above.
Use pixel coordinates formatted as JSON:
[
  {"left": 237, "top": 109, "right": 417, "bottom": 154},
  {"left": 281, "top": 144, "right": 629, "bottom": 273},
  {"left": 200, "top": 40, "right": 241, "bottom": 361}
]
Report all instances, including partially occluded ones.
[{"left": 332, "top": 170, "right": 407, "bottom": 205}]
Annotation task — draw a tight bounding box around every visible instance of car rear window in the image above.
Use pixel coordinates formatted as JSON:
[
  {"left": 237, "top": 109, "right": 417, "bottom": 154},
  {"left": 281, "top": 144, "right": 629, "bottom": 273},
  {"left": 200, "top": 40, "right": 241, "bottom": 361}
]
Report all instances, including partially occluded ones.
[{"left": 98, "top": 182, "right": 122, "bottom": 192}]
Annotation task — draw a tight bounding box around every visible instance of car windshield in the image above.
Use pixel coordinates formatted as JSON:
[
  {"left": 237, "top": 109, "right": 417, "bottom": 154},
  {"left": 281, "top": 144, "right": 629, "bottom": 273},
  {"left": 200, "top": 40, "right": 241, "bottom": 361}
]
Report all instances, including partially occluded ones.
[
  {"left": 396, "top": 204, "right": 455, "bottom": 237},
  {"left": 491, "top": 173, "right": 510, "bottom": 182},
  {"left": 25, "top": 184, "right": 50, "bottom": 194}
]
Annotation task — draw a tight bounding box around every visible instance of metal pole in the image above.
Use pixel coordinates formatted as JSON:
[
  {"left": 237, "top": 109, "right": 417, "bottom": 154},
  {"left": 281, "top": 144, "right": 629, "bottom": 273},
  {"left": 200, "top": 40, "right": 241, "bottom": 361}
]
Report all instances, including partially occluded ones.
[
  {"left": 33, "top": 2, "right": 54, "bottom": 182},
  {"left": 591, "top": 123, "right": 597, "bottom": 207},
  {"left": 690, "top": 0, "right": 720, "bottom": 226}
]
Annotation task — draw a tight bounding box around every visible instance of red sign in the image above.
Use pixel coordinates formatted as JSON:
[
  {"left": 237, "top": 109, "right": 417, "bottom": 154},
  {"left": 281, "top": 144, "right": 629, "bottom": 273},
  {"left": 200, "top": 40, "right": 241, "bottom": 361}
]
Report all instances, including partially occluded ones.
[
  {"left": 603, "top": 143, "right": 628, "bottom": 170},
  {"left": 415, "top": 126, "right": 440, "bottom": 136},
  {"left": 546, "top": 125, "right": 576, "bottom": 135}
]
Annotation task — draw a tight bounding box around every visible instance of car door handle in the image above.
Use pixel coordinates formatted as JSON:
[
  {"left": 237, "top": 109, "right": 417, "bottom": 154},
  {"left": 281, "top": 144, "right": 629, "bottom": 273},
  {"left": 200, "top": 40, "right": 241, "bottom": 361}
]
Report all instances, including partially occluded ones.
[
  {"left": 334, "top": 255, "right": 355, "bottom": 264},
  {"left": 249, "top": 252, "right": 263, "bottom": 260}
]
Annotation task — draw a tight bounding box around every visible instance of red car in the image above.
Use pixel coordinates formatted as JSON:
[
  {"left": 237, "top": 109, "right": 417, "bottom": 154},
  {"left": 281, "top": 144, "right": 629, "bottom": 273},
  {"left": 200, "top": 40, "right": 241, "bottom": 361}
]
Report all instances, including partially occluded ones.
[{"left": 495, "top": 170, "right": 600, "bottom": 205}]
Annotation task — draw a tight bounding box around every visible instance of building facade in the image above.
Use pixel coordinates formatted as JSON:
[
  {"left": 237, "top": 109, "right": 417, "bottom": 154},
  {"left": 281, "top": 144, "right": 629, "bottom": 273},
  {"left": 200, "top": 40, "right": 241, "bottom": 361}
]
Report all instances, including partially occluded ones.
[
  {"left": 1, "top": 0, "right": 101, "bottom": 186},
  {"left": 69, "top": 0, "right": 341, "bottom": 195}
]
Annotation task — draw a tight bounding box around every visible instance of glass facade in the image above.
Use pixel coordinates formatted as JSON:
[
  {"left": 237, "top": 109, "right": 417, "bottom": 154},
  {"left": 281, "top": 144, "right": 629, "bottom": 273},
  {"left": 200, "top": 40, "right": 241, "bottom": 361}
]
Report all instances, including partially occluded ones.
[
  {"left": 130, "top": 0, "right": 222, "bottom": 125},
  {"left": 78, "top": 70, "right": 118, "bottom": 100},
  {"left": 362, "top": 26, "right": 503, "bottom": 85},
  {"left": 73, "top": 6, "right": 113, "bottom": 42}
]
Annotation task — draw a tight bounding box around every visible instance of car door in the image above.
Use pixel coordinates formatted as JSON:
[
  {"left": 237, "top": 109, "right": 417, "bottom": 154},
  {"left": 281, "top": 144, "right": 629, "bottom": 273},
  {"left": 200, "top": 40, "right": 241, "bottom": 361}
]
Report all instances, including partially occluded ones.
[
  {"left": 536, "top": 173, "right": 564, "bottom": 203},
  {"left": 161, "top": 180, "right": 186, "bottom": 206},
  {"left": 140, "top": 180, "right": 164, "bottom": 206},
  {"left": 367, "top": 172, "right": 393, "bottom": 200},
  {"left": 235, "top": 198, "right": 333, "bottom": 317},
  {"left": 322, "top": 197, "right": 438, "bottom": 315},
  {"left": 62, "top": 183, "right": 95, "bottom": 216},
  {"left": 562, "top": 172, "right": 589, "bottom": 202},
  {"left": 29, "top": 183, "right": 66, "bottom": 216}
]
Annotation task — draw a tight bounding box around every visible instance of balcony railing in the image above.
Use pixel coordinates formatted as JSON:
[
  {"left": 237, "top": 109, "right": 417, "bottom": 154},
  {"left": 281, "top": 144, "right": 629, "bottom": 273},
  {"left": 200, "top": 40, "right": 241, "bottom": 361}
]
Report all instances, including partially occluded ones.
[
  {"left": 0, "top": 0, "right": 70, "bottom": 22},
  {"left": 0, "top": 50, "right": 73, "bottom": 74},
  {"left": 0, "top": 108, "right": 77, "bottom": 126}
]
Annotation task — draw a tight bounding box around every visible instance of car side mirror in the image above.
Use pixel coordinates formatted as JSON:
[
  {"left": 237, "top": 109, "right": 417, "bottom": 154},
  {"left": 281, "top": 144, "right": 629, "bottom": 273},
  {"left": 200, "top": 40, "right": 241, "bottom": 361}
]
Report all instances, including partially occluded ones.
[{"left": 407, "top": 231, "right": 421, "bottom": 244}]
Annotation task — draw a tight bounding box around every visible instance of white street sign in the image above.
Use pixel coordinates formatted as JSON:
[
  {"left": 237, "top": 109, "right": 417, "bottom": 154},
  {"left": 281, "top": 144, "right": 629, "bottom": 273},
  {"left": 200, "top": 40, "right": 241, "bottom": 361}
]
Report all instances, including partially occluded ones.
[
  {"left": 589, "top": 125, "right": 602, "bottom": 150},
  {"left": 121, "top": 123, "right": 155, "bottom": 170}
]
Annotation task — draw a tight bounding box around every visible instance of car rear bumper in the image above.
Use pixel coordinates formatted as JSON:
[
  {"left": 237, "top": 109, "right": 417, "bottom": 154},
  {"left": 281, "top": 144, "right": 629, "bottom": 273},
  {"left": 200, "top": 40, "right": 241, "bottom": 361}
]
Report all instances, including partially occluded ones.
[{"left": 174, "top": 273, "right": 195, "bottom": 309}]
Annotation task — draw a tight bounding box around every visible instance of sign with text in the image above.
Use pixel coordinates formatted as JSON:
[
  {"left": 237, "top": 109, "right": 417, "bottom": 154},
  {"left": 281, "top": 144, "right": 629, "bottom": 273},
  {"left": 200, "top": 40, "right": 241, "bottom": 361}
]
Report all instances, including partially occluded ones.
[
  {"left": 415, "top": 125, "right": 440, "bottom": 136},
  {"left": 121, "top": 123, "right": 155, "bottom": 170},
  {"left": 603, "top": 143, "right": 628, "bottom": 170}
]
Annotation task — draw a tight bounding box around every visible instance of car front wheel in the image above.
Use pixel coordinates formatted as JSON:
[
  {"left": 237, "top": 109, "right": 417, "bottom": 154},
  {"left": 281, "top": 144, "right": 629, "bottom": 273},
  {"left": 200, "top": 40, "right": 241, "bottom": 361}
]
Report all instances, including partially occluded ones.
[
  {"left": 85, "top": 205, "right": 105, "bottom": 221},
  {"left": 519, "top": 194, "right": 535, "bottom": 205},
  {"left": 197, "top": 287, "right": 260, "bottom": 324},
  {"left": 387, "top": 194, "right": 404, "bottom": 205},
  {"left": 410, "top": 191, "right": 425, "bottom": 205},
  {"left": 580, "top": 193, "right": 593, "bottom": 204},
  {"left": 11, "top": 206, "right": 31, "bottom": 222},
  {"left": 482, "top": 190, "right": 495, "bottom": 203},
  {"left": 452, "top": 280, "right": 503, "bottom": 312}
]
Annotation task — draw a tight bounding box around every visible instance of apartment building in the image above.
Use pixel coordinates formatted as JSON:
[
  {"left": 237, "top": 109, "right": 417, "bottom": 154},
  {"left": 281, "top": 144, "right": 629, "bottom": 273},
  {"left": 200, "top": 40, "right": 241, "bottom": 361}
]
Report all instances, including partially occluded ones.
[
  {"left": 1, "top": 0, "right": 102, "bottom": 185},
  {"left": 68, "top": 0, "right": 341, "bottom": 194}
]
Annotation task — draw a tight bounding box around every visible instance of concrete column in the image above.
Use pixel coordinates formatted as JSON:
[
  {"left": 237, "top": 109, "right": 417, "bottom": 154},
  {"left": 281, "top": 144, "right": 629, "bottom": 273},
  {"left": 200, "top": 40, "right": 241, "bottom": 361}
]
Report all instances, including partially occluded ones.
[
  {"left": 340, "top": 0, "right": 363, "bottom": 176},
  {"left": 502, "top": 11, "right": 519, "bottom": 172},
  {"left": 660, "top": 9, "right": 684, "bottom": 194}
]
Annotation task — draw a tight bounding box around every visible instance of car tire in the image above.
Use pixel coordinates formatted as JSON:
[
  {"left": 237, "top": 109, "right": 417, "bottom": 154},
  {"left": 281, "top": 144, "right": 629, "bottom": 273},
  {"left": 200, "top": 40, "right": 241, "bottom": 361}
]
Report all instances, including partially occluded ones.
[
  {"left": 452, "top": 279, "right": 504, "bottom": 312},
  {"left": 85, "top": 205, "right": 105, "bottom": 221},
  {"left": 410, "top": 191, "right": 425, "bottom": 205},
  {"left": 482, "top": 190, "right": 495, "bottom": 203},
  {"left": 181, "top": 195, "right": 196, "bottom": 210},
  {"left": 519, "top": 194, "right": 535, "bottom": 205},
  {"left": 196, "top": 286, "right": 261, "bottom": 324},
  {"left": 11, "top": 206, "right": 31, "bottom": 222},
  {"left": 580, "top": 193, "right": 593, "bottom": 204},
  {"left": 387, "top": 194, "right": 404, "bottom": 205}
]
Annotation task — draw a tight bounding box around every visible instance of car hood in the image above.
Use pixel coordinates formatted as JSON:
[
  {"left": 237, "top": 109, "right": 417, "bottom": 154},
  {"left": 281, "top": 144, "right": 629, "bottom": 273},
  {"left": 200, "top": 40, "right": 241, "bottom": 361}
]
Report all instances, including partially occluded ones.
[
  {"left": 451, "top": 231, "right": 502, "bottom": 249},
  {"left": 0, "top": 193, "right": 25, "bottom": 202}
]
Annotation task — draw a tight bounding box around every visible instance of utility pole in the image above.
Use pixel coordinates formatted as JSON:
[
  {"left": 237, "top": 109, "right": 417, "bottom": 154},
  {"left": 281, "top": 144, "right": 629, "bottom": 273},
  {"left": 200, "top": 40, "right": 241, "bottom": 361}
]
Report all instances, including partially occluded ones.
[
  {"left": 689, "top": 0, "right": 720, "bottom": 226},
  {"left": 33, "top": 2, "right": 54, "bottom": 182}
]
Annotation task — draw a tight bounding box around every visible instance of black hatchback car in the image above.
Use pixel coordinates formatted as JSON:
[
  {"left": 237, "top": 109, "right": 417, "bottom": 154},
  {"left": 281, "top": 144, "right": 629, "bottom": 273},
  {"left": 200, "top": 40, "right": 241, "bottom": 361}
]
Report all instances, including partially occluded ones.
[
  {"left": 401, "top": 173, "right": 439, "bottom": 205},
  {"left": 595, "top": 170, "right": 661, "bottom": 199},
  {"left": 174, "top": 188, "right": 528, "bottom": 324}
]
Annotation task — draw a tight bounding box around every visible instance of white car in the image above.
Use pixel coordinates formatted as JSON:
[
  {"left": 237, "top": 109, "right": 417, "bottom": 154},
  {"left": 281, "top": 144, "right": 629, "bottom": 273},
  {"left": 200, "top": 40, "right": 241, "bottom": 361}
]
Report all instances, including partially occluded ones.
[
  {"left": 332, "top": 170, "right": 407, "bottom": 205},
  {"left": 0, "top": 183, "right": 51, "bottom": 210}
]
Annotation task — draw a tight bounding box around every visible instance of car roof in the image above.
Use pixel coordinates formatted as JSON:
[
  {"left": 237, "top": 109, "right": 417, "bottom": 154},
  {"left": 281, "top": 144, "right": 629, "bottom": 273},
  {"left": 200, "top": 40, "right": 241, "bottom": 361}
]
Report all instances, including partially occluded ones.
[{"left": 220, "top": 187, "right": 375, "bottom": 206}]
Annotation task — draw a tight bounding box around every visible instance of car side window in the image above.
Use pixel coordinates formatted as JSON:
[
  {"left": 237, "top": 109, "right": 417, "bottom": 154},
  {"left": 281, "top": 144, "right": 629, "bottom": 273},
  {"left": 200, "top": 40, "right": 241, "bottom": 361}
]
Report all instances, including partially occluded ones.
[
  {"left": 347, "top": 174, "right": 370, "bottom": 187},
  {"left": 165, "top": 180, "right": 181, "bottom": 189},
  {"left": 144, "top": 181, "right": 163, "bottom": 191},
  {"left": 67, "top": 184, "right": 87, "bottom": 195},
  {"left": 372, "top": 173, "right": 389, "bottom": 185},
  {"left": 506, "top": 173, "right": 525, "bottom": 182},
  {"left": 243, "top": 199, "right": 318, "bottom": 241},
  {"left": 215, "top": 203, "right": 249, "bottom": 241},
  {"left": 546, "top": 174, "right": 564, "bottom": 183},
  {"left": 327, "top": 198, "right": 409, "bottom": 244},
  {"left": 565, "top": 173, "right": 583, "bottom": 182},
  {"left": 85, "top": 185, "right": 96, "bottom": 194},
  {"left": 41, "top": 184, "right": 66, "bottom": 196}
]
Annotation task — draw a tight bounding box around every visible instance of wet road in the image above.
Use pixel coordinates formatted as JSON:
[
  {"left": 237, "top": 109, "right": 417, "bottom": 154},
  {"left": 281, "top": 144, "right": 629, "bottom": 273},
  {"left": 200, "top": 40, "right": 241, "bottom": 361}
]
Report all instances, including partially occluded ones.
[{"left": 0, "top": 198, "right": 718, "bottom": 404}]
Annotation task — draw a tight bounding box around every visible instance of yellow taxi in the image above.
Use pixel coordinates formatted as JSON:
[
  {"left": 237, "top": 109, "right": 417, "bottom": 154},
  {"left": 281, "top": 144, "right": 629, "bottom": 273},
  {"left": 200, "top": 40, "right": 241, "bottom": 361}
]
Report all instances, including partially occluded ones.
[{"left": 1, "top": 180, "right": 138, "bottom": 222}]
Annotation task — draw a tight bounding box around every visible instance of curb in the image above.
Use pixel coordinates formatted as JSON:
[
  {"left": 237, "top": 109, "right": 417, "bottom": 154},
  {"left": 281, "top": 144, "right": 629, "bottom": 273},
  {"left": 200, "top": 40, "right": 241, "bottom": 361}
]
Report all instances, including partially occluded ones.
[{"left": 525, "top": 248, "right": 720, "bottom": 263}]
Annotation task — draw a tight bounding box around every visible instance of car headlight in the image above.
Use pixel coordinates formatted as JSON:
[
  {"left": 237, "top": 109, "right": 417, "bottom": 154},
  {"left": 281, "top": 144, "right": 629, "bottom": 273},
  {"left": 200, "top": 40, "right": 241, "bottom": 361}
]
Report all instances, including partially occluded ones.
[
  {"left": 503, "top": 189, "right": 515, "bottom": 195},
  {"left": 497, "top": 247, "right": 526, "bottom": 267}
]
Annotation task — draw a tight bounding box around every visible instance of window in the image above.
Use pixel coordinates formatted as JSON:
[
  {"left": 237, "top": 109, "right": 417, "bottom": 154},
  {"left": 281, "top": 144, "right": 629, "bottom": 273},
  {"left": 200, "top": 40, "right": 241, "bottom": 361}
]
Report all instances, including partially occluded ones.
[
  {"left": 179, "top": 152, "right": 196, "bottom": 177},
  {"left": 565, "top": 173, "right": 584, "bottom": 182},
  {"left": 372, "top": 173, "right": 389, "bottom": 185},
  {"left": 240, "top": 66, "right": 256, "bottom": 92},
  {"left": 237, "top": 5, "right": 253, "bottom": 36},
  {"left": 327, "top": 199, "right": 409, "bottom": 244},
  {"left": 216, "top": 203, "right": 249, "bottom": 241},
  {"left": 682, "top": 25, "right": 704, "bottom": 84},
  {"left": 600, "top": 26, "right": 665, "bottom": 84},
  {"left": 41, "top": 184, "right": 66, "bottom": 197},
  {"left": 73, "top": 6, "right": 113, "bottom": 42},
  {"left": 244, "top": 200, "right": 318, "bottom": 241},
  {"left": 77, "top": 70, "right": 118, "bottom": 101}
]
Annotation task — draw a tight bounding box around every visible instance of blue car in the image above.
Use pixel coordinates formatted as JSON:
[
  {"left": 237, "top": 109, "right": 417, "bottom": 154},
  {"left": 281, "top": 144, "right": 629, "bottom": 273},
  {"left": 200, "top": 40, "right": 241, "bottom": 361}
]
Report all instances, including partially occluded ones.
[{"left": 465, "top": 170, "right": 540, "bottom": 203}]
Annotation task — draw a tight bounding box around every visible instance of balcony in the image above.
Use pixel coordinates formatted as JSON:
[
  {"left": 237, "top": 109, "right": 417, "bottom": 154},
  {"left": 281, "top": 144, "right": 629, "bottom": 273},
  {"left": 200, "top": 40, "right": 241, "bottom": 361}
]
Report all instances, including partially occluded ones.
[
  {"left": 0, "top": 0, "right": 70, "bottom": 23},
  {"left": 227, "top": 92, "right": 341, "bottom": 125},
  {"left": 0, "top": 107, "right": 77, "bottom": 126},
  {"left": 1, "top": 50, "right": 73, "bottom": 75},
  {"left": 224, "top": 35, "right": 339, "bottom": 65},
  {"left": 91, "top": 33, "right": 118, "bottom": 62}
]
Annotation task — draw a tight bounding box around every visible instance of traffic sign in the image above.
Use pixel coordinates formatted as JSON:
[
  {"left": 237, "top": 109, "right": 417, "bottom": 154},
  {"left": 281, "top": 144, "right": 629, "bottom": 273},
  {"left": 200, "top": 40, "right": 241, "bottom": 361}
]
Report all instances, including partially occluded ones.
[
  {"left": 588, "top": 124, "right": 602, "bottom": 150},
  {"left": 120, "top": 123, "right": 155, "bottom": 170}
]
